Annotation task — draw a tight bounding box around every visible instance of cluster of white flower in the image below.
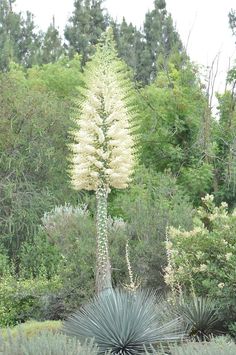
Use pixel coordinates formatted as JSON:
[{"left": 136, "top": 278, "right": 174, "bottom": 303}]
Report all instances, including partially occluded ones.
[
  {"left": 70, "top": 57, "right": 135, "bottom": 191},
  {"left": 168, "top": 225, "right": 206, "bottom": 239},
  {"left": 202, "top": 194, "right": 214, "bottom": 203},
  {"left": 196, "top": 251, "right": 205, "bottom": 260},
  {"left": 164, "top": 264, "right": 175, "bottom": 286},
  {"left": 218, "top": 282, "right": 225, "bottom": 289},
  {"left": 225, "top": 252, "right": 233, "bottom": 261},
  {"left": 199, "top": 264, "right": 208, "bottom": 272},
  {"left": 221, "top": 202, "right": 228, "bottom": 208}
]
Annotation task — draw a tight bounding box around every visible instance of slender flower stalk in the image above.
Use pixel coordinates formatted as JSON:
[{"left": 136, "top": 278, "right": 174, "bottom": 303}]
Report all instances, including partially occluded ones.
[
  {"left": 95, "top": 186, "right": 111, "bottom": 292},
  {"left": 123, "top": 240, "right": 140, "bottom": 293},
  {"left": 70, "top": 29, "right": 136, "bottom": 293}
]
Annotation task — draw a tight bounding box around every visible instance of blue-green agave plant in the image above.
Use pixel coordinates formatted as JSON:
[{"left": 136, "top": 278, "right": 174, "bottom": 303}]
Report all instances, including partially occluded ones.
[
  {"left": 63, "top": 289, "right": 185, "bottom": 354},
  {"left": 176, "top": 295, "right": 221, "bottom": 339}
]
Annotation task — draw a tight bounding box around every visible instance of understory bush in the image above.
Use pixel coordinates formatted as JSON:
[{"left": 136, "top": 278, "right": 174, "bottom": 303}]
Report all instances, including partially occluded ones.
[
  {"left": 164, "top": 194, "right": 236, "bottom": 326},
  {"left": 19, "top": 204, "right": 96, "bottom": 318},
  {"left": 110, "top": 167, "right": 194, "bottom": 289},
  {"left": 169, "top": 337, "right": 236, "bottom": 355},
  {"left": 0, "top": 331, "right": 98, "bottom": 355},
  {"left": 1, "top": 320, "right": 62, "bottom": 339},
  {"left": 145, "top": 337, "right": 236, "bottom": 354},
  {"left": 0, "top": 275, "right": 61, "bottom": 327},
  {"left": 19, "top": 203, "right": 130, "bottom": 318},
  {"left": 0, "top": 167, "right": 196, "bottom": 325},
  {"left": 228, "top": 321, "right": 236, "bottom": 339}
]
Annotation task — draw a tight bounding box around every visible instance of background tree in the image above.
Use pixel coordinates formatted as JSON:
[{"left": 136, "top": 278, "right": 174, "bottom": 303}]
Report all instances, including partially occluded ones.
[
  {"left": 0, "top": 0, "right": 41, "bottom": 70},
  {"left": 39, "top": 17, "right": 64, "bottom": 64},
  {"left": 112, "top": 18, "right": 146, "bottom": 84},
  {"left": 142, "top": 0, "right": 183, "bottom": 83},
  {"left": 229, "top": 9, "right": 236, "bottom": 39},
  {"left": 215, "top": 73, "right": 236, "bottom": 204},
  {"left": 0, "top": 58, "right": 83, "bottom": 261},
  {"left": 64, "top": 0, "right": 108, "bottom": 67},
  {"left": 64, "top": 0, "right": 183, "bottom": 85},
  {"left": 135, "top": 51, "right": 214, "bottom": 204},
  {"left": 70, "top": 29, "right": 136, "bottom": 293}
]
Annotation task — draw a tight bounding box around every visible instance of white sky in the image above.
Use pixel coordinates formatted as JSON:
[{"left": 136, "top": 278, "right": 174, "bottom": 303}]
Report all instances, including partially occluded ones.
[{"left": 14, "top": 0, "right": 236, "bottom": 101}]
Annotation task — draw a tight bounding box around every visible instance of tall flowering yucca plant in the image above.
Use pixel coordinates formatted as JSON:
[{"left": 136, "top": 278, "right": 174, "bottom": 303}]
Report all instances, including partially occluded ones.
[{"left": 70, "top": 29, "right": 136, "bottom": 293}]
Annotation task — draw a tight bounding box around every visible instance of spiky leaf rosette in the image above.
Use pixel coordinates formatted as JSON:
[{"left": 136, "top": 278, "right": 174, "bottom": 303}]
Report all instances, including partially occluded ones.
[
  {"left": 175, "top": 295, "right": 221, "bottom": 339},
  {"left": 70, "top": 29, "right": 136, "bottom": 191},
  {"left": 63, "top": 289, "right": 184, "bottom": 355}
]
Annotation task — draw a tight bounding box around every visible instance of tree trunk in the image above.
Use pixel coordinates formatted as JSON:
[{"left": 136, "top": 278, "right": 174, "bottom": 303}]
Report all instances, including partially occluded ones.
[{"left": 95, "top": 186, "right": 112, "bottom": 293}]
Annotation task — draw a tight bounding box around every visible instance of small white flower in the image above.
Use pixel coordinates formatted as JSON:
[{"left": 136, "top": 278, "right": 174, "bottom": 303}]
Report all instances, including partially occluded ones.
[
  {"left": 202, "top": 194, "right": 214, "bottom": 202},
  {"left": 221, "top": 202, "right": 228, "bottom": 208},
  {"left": 225, "top": 252, "right": 232, "bottom": 261},
  {"left": 165, "top": 241, "right": 173, "bottom": 250},
  {"left": 218, "top": 282, "right": 225, "bottom": 289},
  {"left": 199, "top": 264, "right": 207, "bottom": 272},
  {"left": 196, "top": 251, "right": 204, "bottom": 260}
]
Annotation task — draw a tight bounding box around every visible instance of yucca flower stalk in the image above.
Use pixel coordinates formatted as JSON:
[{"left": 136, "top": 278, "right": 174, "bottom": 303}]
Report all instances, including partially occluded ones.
[{"left": 70, "top": 29, "right": 136, "bottom": 293}]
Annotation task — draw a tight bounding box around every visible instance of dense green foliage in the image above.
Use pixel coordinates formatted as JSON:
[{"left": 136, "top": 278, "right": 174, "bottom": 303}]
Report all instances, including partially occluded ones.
[
  {"left": 0, "top": 275, "right": 61, "bottom": 326},
  {"left": 165, "top": 195, "right": 236, "bottom": 329},
  {"left": 110, "top": 167, "right": 194, "bottom": 288},
  {"left": 0, "top": 57, "right": 83, "bottom": 257},
  {"left": 0, "top": 0, "right": 182, "bottom": 84},
  {"left": 64, "top": 0, "right": 108, "bottom": 66},
  {"left": 0, "top": 0, "right": 41, "bottom": 70},
  {"left": 1, "top": 1, "right": 236, "bottom": 351},
  {"left": 1, "top": 320, "right": 62, "bottom": 338}
]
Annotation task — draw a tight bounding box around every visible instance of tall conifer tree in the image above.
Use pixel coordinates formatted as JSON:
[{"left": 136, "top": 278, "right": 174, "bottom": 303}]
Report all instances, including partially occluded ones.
[
  {"left": 40, "top": 18, "right": 64, "bottom": 64},
  {"left": 0, "top": 0, "right": 41, "bottom": 70},
  {"left": 143, "top": 0, "right": 183, "bottom": 82},
  {"left": 64, "top": 0, "right": 108, "bottom": 67}
]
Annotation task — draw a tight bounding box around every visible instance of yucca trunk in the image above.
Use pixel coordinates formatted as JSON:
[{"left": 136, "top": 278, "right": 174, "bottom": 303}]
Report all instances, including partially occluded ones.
[{"left": 95, "top": 186, "right": 112, "bottom": 293}]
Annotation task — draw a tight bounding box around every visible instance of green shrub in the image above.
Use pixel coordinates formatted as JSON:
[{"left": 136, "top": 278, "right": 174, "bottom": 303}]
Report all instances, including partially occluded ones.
[
  {"left": 170, "top": 337, "right": 236, "bottom": 355},
  {"left": 145, "top": 337, "right": 236, "bottom": 354},
  {"left": 179, "top": 163, "right": 214, "bottom": 204},
  {"left": 20, "top": 232, "right": 62, "bottom": 279},
  {"left": 1, "top": 320, "right": 62, "bottom": 339},
  {"left": 0, "top": 275, "right": 61, "bottom": 327},
  {"left": 63, "top": 289, "right": 185, "bottom": 354},
  {"left": 0, "top": 331, "right": 99, "bottom": 355},
  {"left": 228, "top": 321, "right": 236, "bottom": 339},
  {"left": 0, "top": 247, "right": 10, "bottom": 277},
  {"left": 35, "top": 203, "right": 130, "bottom": 316},
  {"left": 17, "top": 203, "right": 96, "bottom": 319},
  {"left": 165, "top": 194, "right": 236, "bottom": 324},
  {"left": 110, "top": 167, "right": 194, "bottom": 289},
  {"left": 0, "top": 66, "right": 79, "bottom": 258}
]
